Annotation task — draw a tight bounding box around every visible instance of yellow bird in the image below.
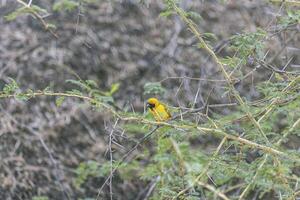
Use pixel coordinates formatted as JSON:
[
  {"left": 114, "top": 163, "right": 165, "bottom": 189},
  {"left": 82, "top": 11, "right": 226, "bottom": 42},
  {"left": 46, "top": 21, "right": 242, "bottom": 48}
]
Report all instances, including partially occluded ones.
[{"left": 146, "top": 98, "right": 171, "bottom": 121}]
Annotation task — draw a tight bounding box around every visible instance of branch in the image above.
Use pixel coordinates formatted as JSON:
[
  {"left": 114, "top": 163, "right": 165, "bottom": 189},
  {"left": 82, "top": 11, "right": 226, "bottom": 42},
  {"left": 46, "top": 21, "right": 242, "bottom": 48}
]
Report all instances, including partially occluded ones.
[
  {"left": 171, "top": 3, "right": 270, "bottom": 144},
  {"left": 269, "top": 0, "right": 300, "bottom": 5},
  {"left": 238, "top": 155, "right": 269, "bottom": 200},
  {"left": 15, "top": 0, "right": 58, "bottom": 38},
  {"left": 0, "top": 91, "right": 289, "bottom": 158},
  {"left": 96, "top": 126, "right": 161, "bottom": 200}
]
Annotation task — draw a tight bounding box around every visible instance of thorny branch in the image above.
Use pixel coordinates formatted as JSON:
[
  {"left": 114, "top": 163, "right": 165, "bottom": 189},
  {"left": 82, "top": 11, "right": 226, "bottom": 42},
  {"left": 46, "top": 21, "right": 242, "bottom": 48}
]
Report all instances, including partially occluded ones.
[
  {"left": 96, "top": 125, "right": 161, "bottom": 200},
  {"left": 15, "top": 0, "right": 58, "bottom": 38},
  {"left": 171, "top": 3, "right": 271, "bottom": 144},
  {"left": 107, "top": 119, "right": 120, "bottom": 200},
  {"left": 0, "top": 89, "right": 297, "bottom": 159}
]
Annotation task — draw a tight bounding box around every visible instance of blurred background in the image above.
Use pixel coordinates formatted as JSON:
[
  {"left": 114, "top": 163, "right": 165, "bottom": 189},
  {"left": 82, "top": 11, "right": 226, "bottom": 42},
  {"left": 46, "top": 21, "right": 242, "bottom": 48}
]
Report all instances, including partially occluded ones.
[{"left": 0, "top": 0, "right": 299, "bottom": 199}]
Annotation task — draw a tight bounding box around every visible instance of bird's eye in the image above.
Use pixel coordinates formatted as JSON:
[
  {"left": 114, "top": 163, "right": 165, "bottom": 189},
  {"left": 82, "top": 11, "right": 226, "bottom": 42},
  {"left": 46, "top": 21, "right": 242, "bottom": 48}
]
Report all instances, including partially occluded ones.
[{"left": 147, "top": 103, "right": 155, "bottom": 109}]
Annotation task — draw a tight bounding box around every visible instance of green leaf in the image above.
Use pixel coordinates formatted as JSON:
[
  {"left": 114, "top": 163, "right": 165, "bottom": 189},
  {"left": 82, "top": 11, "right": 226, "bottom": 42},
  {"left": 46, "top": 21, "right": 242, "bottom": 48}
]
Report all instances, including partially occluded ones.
[
  {"left": 230, "top": 29, "right": 267, "bottom": 60},
  {"left": 15, "top": 93, "right": 30, "bottom": 101},
  {"left": 109, "top": 83, "right": 120, "bottom": 96},
  {"left": 3, "top": 78, "right": 19, "bottom": 95},
  {"left": 159, "top": 10, "right": 174, "bottom": 17},
  {"left": 5, "top": 5, "right": 48, "bottom": 21},
  {"left": 279, "top": 10, "right": 300, "bottom": 28},
  {"left": 220, "top": 56, "right": 243, "bottom": 68},
  {"left": 53, "top": 0, "right": 79, "bottom": 12},
  {"left": 85, "top": 80, "right": 98, "bottom": 88},
  {"left": 66, "top": 89, "right": 83, "bottom": 96},
  {"left": 5, "top": 7, "right": 27, "bottom": 21},
  {"left": 187, "top": 11, "right": 203, "bottom": 21},
  {"left": 75, "top": 160, "right": 102, "bottom": 188},
  {"left": 66, "top": 79, "right": 90, "bottom": 91},
  {"left": 43, "top": 86, "right": 52, "bottom": 93},
  {"left": 32, "top": 196, "right": 49, "bottom": 200},
  {"left": 55, "top": 96, "right": 65, "bottom": 107},
  {"left": 94, "top": 95, "right": 114, "bottom": 104},
  {"left": 46, "top": 23, "right": 56, "bottom": 30},
  {"left": 202, "top": 32, "right": 217, "bottom": 41},
  {"left": 31, "top": 5, "right": 48, "bottom": 14}
]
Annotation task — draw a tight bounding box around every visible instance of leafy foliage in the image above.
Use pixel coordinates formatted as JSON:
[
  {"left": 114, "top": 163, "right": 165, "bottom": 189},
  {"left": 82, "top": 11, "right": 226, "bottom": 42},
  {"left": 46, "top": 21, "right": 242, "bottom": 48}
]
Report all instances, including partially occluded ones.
[
  {"left": 53, "top": 0, "right": 79, "bottom": 12},
  {"left": 32, "top": 196, "right": 49, "bottom": 200},
  {"left": 230, "top": 29, "right": 267, "bottom": 60},
  {"left": 143, "top": 82, "right": 166, "bottom": 95},
  {"left": 55, "top": 96, "right": 65, "bottom": 107},
  {"left": 2, "top": 78, "right": 19, "bottom": 95},
  {"left": 5, "top": 5, "right": 48, "bottom": 21},
  {"left": 278, "top": 9, "right": 300, "bottom": 28},
  {"left": 75, "top": 160, "right": 110, "bottom": 188}
]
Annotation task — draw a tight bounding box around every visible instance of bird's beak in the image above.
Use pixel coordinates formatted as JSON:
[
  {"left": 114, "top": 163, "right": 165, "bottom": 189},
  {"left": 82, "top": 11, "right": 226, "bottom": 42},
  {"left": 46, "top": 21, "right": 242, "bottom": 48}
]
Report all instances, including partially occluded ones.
[{"left": 146, "top": 103, "right": 154, "bottom": 109}]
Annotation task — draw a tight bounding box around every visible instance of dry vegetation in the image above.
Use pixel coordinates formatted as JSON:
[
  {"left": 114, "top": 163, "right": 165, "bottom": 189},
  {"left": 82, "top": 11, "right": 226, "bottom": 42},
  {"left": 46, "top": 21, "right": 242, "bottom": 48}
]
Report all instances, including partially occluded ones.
[{"left": 0, "top": 0, "right": 300, "bottom": 200}]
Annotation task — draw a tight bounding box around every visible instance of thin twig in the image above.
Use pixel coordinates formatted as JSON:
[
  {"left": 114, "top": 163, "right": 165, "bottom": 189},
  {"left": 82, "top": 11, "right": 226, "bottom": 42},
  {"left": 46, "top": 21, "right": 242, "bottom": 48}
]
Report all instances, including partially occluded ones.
[
  {"left": 197, "top": 181, "right": 230, "bottom": 200},
  {"left": 143, "top": 176, "right": 160, "bottom": 200},
  {"left": 160, "top": 76, "right": 231, "bottom": 83},
  {"left": 173, "top": 136, "right": 228, "bottom": 199},
  {"left": 27, "top": 0, "right": 32, "bottom": 6},
  {"left": 108, "top": 119, "right": 119, "bottom": 200}
]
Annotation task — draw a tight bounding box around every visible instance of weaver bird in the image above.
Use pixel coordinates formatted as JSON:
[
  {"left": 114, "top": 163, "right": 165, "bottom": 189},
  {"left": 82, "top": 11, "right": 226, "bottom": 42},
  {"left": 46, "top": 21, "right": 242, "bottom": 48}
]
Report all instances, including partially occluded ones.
[{"left": 146, "top": 98, "right": 171, "bottom": 121}]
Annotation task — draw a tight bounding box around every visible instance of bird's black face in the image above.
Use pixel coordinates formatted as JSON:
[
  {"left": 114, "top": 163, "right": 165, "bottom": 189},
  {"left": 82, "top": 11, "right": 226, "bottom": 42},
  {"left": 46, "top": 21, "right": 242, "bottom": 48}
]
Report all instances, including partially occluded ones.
[{"left": 146, "top": 103, "right": 155, "bottom": 110}]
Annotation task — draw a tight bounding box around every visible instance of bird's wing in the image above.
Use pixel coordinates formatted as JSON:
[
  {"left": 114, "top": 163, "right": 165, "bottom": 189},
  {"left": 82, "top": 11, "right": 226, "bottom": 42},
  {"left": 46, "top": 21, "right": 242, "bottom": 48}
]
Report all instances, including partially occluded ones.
[
  {"left": 165, "top": 106, "right": 172, "bottom": 118},
  {"left": 161, "top": 103, "right": 172, "bottom": 119}
]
